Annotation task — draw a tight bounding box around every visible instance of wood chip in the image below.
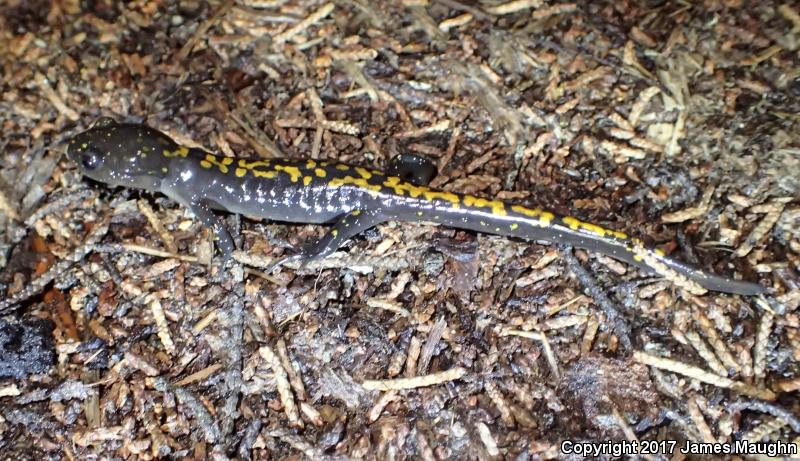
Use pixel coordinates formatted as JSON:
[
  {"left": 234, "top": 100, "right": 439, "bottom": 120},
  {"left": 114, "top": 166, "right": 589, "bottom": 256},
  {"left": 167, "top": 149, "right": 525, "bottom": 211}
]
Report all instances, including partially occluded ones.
[
  {"left": 147, "top": 294, "right": 175, "bottom": 354},
  {"left": 174, "top": 364, "right": 223, "bottom": 387},
  {"left": 362, "top": 367, "right": 466, "bottom": 391},
  {"left": 633, "top": 351, "right": 775, "bottom": 400},
  {"left": 438, "top": 13, "right": 473, "bottom": 32},
  {"left": 259, "top": 345, "right": 302, "bottom": 427},
  {"left": 734, "top": 198, "right": 790, "bottom": 258},
  {"left": 274, "top": 2, "right": 334, "bottom": 44},
  {"left": 485, "top": 0, "right": 541, "bottom": 15}
]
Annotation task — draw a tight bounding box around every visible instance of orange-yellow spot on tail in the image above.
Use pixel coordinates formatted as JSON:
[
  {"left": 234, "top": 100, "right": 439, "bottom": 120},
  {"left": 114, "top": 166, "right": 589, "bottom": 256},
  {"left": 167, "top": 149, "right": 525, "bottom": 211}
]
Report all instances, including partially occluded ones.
[
  {"left": 562, "top": 216, "right": 623, "bottom": 239},
  {"left": 511, "top": 205, "right": 554, "bottom": 226},
  {"left": 382, "top": 177, "right": 460, "bottom": 207},
  {"left": 562, "top": 216, "right": 582, "bottom": 230},
  {"left": 422, "top": 190, "right": 460, "bottom": 206},
  {"left": 463, "top": 195, "right": 507, "bottom": 216}
]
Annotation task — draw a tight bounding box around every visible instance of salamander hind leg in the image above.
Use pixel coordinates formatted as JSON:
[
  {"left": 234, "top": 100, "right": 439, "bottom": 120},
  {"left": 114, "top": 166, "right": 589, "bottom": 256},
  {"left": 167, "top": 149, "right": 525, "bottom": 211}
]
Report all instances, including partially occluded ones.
[
  {"left": 386, "top": 153, "right": 436, "bottom": 186},
  {"left": 269, "top": 209, "right": 387, "bottom": 272}
]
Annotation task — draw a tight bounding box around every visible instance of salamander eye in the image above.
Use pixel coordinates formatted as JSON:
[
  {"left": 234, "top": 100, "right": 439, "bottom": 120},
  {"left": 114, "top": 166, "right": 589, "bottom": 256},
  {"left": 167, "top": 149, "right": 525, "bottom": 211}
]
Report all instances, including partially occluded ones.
[{"left": 80, "top": 150, "right": 102, "bottom": 170}]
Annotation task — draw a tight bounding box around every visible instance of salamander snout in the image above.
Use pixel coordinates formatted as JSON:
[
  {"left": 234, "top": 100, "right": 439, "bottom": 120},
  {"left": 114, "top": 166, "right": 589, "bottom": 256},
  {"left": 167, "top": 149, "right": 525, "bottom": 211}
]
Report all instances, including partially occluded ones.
[
  {"left": 67, "top": 118, "right": 118, "bottom": 179},
  {"left": 67, "top": 117, "right": 171, "bottom": 191}
]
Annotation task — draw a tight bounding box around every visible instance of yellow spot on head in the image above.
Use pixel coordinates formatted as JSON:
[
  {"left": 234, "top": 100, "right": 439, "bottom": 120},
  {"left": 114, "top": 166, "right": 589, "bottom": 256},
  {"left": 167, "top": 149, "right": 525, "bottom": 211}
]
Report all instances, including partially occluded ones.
[
  {"left": 332, "top": 229, "right": 338, "bottom": 237},
  {"left": 352, "top": 210, "right": 361, "bottom": 216},
  {"left": 654, "top": 248, "right": 665, "bottom": 257},
  {"left": 510, "top": 223, "right": 518, "bottom": 230},
  {"left": 417, "top": 211, "right": 423, "bottom": 216},
  {"left": 161, "top": 167, "right": 168, "bottom": 173},
  {"left": 314, "top": 168, "right": 327, "bottom": 177}
]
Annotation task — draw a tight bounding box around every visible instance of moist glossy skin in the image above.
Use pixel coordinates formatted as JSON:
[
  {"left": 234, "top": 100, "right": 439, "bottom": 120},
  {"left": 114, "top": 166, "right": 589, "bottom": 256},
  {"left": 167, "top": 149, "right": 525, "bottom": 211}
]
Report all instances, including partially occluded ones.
[{"left": 67, "top": 118, "right": 765, "bottom": 296}]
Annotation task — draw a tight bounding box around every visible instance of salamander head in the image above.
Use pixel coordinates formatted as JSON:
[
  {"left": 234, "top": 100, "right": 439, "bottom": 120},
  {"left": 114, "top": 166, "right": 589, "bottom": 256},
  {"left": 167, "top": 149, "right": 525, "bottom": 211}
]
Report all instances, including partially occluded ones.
[{"left": 67, "top": 117, "right": 176, "bottom": 191}]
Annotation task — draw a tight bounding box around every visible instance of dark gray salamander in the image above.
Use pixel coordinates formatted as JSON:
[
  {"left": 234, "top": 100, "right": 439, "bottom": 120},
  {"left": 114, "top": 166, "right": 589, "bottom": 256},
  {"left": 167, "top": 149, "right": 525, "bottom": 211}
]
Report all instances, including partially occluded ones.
[{"left": 66, "top": 118, "right": 765, "bottom": 296}]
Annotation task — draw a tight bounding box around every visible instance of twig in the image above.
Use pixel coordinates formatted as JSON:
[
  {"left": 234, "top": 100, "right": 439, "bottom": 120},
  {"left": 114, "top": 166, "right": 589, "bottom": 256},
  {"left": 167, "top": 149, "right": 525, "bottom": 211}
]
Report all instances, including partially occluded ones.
[
  {"left": 362, "top": 367, "right": 466, "bottom": 391},
  {"left": 728, "top": 400, "right": 800, "bottom": 433},
  {"left": 559, "top": 245, "right": 632, "bottom": 350}
]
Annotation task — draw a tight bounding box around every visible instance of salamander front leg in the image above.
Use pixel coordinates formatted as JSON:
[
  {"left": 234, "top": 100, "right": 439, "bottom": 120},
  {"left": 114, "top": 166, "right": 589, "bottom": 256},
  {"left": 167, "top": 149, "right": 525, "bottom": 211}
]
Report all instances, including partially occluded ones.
[
  {"left": 163, "top": 190, "right": 236, "bottom": 259},
  {"left": 268, "top": 209, "right": 387, "bottom": 273},
  {"left": 191, "top": 200, "right": 235, "bottom": 259}
]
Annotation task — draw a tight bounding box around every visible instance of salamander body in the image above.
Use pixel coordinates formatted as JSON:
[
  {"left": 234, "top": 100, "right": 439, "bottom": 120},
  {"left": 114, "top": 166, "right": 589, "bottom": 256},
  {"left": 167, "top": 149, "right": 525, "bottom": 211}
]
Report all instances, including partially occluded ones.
[{"left": 66, "top": 118, "right": 764, "bottom": 296}]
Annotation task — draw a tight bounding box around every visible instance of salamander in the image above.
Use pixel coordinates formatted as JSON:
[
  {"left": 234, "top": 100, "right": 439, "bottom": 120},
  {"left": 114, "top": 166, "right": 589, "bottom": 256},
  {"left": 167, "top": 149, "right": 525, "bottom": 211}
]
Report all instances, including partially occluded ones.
[{"left": 66, "top": 118, "right": 765, "bottom": 296}]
